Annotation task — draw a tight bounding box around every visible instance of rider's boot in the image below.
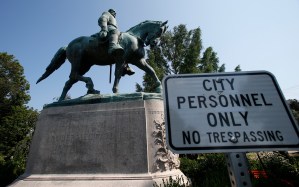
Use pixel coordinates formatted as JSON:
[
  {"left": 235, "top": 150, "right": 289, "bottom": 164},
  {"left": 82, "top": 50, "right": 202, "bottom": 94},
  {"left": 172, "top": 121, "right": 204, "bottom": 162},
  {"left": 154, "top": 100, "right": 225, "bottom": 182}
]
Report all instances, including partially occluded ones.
[
  {"left": 108, "top": 43, "right": 134, "bottom": 76},
  {"left": 122, "top": 63, "right": 135, "bottom": 76},
  {"left": 108, "top": 32, "right": 135, "bottom": 76},
  {"left": 108, "top": 42, "right": 124, "bottom": 57},
  {"left": 108, "top": 30, "right": 125, "bottom": 56}
]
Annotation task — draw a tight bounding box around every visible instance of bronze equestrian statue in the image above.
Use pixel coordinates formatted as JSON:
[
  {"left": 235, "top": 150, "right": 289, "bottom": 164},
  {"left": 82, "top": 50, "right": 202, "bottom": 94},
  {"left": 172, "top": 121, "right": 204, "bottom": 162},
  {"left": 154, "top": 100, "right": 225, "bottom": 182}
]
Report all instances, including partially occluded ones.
[{"left": 36, "top": 12, "right": 168, "bottom": 101}]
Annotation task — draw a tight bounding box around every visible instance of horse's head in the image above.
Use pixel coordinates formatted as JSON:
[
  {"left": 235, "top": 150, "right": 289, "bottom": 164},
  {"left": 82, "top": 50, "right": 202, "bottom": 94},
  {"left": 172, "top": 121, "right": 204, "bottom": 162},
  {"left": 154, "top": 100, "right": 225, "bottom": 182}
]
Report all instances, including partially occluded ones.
[
  {"left": 144, "top": 21, "right": 168, "bottom": 47},
  {"left": 127, "top": 20, "right": 168, "bottom": 47}
]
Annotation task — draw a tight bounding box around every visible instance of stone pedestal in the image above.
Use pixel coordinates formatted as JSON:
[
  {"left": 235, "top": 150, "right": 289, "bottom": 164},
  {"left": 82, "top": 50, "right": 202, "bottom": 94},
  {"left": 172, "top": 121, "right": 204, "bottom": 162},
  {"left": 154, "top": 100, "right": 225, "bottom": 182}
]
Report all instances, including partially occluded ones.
[{"left": 10, "top": 95, "right": 187, "bottom": 187}]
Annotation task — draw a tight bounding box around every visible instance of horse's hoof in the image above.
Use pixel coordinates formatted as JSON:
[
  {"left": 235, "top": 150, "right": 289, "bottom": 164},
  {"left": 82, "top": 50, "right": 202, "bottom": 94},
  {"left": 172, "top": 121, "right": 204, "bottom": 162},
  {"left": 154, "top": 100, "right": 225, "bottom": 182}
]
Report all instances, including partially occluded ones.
[
  {"left": 112, "top": 88, "right": 118, "bottom": 93},
  {"left": 87, "top": 89, "right": 100, "bottom": 94},
  {"left": 155, "top": 86, "right": 162, "bottom": 93},
  {"left": 94, "top": 90, "right": 100, "bottom": 94}
]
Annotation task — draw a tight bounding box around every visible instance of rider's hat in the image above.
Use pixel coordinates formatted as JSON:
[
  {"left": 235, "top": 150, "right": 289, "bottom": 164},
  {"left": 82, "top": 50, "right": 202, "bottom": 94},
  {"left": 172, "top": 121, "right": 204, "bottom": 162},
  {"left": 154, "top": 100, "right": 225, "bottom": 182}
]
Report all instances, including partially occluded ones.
[{"left": 108, "top": 9, "right": 116, "bottom": 16}]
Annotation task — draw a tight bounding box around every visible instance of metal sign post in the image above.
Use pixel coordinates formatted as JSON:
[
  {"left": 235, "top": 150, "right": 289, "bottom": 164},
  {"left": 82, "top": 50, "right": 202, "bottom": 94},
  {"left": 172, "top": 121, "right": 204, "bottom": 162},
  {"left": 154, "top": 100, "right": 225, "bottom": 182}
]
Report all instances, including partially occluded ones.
[
  {"left": 226, "top": 153, "right": 252, "bottom": 187},
  {"left": 162, "top": 71, "right": 299, "bottom": 187}
]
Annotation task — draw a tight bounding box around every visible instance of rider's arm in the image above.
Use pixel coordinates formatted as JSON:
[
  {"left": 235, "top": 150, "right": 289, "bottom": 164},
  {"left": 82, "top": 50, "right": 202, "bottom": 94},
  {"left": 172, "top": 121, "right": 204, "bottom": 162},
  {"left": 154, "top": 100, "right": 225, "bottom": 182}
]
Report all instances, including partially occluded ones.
[{"left": 98, "top": 13, "right": 109, "bottom": 31}]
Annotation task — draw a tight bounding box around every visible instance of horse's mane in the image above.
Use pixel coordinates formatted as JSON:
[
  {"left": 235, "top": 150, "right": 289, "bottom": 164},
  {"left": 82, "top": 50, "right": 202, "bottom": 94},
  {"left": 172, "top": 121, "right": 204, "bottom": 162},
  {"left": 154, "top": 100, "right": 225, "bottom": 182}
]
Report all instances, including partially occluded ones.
[{"left": 126, "top": 20, "right": 162, "bottom": 33}]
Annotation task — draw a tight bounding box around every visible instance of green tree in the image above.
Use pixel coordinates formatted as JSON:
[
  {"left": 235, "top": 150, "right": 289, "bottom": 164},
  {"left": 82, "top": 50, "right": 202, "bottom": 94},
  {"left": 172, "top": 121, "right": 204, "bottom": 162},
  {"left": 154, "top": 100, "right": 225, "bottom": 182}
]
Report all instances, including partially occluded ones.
[
  {"left": 160, "top": 25, "right": 202, "bottom": 74},
  {"left": 0, "top": 53, "right": 30, "bottom": 115},
  {"left": 0, "top": 52, "right": 38, "bottom": 186},
  {"left": 199, "top": 47, "right": 222, "bottom": 73},
  {"left": 288, "top": 99, "right": 299, "bottom": 124},
  {"left": 234, "top": 65, "right": 241, "bottom": 72},
  {"left": 180, "top": 28, "right": 201, "bottom": 74}
]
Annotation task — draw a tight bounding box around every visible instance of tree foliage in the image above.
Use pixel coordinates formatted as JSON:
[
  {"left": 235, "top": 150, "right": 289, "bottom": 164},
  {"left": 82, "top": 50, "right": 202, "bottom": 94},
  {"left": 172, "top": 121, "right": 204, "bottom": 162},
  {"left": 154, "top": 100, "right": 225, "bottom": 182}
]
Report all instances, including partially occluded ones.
[
  {"left": 288, "top": 99, "right": 299, "bottom": 124},
  {"left": 0, "top": 53, "right": 30, "bottom": 115},
  {"left": 199, "top": 47, "right": 222, "bottom": 73},
  {"left": 0, "top": 52, "right": 38, "bottom": 186},
  {"left": 136, "top": 24, "right": 230, "bottom": 92},
  {"left": 234, "top": 65, "right": 241, "bottom": 72}
]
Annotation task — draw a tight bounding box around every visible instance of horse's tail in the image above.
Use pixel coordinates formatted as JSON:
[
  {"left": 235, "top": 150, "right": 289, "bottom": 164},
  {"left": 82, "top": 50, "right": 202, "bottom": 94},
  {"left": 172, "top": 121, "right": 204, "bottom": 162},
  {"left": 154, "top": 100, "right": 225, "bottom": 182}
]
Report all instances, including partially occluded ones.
[{"left": 36, "top": 46, "right": 67, "bottom": 84}]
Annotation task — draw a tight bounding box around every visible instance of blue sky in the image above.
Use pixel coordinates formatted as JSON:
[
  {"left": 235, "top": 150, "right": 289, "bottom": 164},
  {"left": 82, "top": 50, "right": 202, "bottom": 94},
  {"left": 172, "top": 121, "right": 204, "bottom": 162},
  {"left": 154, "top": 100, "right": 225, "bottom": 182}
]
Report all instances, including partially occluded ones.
[{"left": 1, "top": 0, "right": 299, "bottom": 111}]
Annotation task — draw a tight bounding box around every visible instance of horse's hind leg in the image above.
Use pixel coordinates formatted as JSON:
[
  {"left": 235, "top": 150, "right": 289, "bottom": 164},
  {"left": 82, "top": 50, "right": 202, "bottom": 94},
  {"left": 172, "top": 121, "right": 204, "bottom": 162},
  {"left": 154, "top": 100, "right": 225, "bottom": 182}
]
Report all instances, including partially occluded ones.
[
  {"left": 70, "top": 63, "right": 100, "bottom": 95},
  {"left": 77, "top": 75, "right": 100, "bottom": 94},
  {"left": 59, "top": 78, "right": 78, "bottom": 101}
]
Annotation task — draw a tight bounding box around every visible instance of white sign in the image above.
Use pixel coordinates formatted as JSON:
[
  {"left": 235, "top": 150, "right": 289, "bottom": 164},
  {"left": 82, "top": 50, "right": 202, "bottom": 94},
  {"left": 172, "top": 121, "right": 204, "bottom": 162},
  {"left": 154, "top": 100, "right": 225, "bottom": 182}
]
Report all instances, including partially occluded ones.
[{"left": 163, "top": 71, "right": 299, "bottom": 153}]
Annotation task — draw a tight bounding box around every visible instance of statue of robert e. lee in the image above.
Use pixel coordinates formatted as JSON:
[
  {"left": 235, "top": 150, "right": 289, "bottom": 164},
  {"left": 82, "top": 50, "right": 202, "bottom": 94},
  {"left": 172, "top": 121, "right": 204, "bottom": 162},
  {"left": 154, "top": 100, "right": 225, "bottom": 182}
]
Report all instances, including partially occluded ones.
[{"left": 36, "top": 8, "right": 168, "bottom": 101}]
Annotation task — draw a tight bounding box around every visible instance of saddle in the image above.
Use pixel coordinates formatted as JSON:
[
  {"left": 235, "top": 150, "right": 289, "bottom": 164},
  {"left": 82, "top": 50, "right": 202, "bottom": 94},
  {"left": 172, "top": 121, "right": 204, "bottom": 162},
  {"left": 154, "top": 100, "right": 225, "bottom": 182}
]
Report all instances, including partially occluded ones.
[{"left": 90, "top": 32, "right": 122, "bottom": 44}]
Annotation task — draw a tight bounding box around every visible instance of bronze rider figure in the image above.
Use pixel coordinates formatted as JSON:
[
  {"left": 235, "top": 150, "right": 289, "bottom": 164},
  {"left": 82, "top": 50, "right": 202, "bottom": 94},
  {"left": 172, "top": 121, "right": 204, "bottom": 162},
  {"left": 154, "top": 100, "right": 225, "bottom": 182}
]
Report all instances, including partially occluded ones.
[{"left": 98, "top": 9, "right": 135, "bottom": 76}]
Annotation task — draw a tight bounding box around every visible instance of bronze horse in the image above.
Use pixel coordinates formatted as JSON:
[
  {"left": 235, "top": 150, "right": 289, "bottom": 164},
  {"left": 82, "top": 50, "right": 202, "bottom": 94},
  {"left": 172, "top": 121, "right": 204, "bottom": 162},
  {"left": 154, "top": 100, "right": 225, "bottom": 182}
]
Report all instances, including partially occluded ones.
[{"left": 36, "top": 20, "right": 168, "bottom": 101}]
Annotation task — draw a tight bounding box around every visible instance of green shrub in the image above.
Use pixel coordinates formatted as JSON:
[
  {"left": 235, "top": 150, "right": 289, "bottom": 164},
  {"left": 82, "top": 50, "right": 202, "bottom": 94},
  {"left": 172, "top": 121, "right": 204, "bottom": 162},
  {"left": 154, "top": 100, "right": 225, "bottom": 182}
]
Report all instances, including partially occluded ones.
[
  {"left": 248, "top": 152, "right": 299, "bottom": 187},
  {"left": 159, "top": 152, "right": 299, "bottom": 187},
  {"left": 180, "top": 154, "right": 230, "bottom": 187},
  {"left": 262, "top": 152, "right": 299, "bottom": 186}
]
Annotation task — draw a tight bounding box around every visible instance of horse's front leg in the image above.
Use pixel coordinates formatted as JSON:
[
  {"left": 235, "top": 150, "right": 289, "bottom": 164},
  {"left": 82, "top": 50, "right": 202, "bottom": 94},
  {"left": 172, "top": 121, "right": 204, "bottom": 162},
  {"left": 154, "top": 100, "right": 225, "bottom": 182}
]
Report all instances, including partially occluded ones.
[
  {"left": 133, "top": 58, "right": 162, "bottom": 93},
  {"left": 112, "top": 60, "right": 124, "bottom": 93}
]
